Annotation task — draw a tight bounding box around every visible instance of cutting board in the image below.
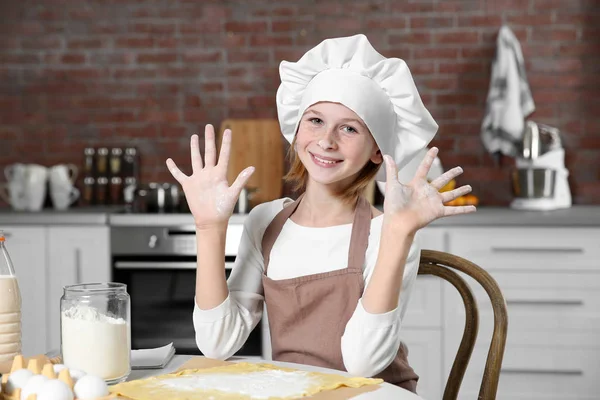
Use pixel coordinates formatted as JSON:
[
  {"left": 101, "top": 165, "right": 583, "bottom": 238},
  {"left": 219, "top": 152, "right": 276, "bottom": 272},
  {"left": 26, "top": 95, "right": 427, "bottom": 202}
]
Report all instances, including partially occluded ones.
[{"left": 218, "top": 119, "right": 285, "bottom": 208}]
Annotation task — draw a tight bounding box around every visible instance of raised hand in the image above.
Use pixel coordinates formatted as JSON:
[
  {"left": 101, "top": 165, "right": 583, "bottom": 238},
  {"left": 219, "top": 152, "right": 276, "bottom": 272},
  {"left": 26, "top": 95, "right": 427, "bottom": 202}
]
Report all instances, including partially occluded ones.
[
  {"left": 166, "top": 124, "right": 255, "bottom": 230},
  {"left": 382, "top": 147, "right": 476, "bottom": 233}
]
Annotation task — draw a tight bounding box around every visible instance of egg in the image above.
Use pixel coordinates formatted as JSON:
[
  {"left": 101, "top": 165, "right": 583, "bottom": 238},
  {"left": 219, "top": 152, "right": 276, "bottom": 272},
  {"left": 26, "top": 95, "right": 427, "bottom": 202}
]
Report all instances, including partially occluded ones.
[
  {"left": 68, "top": 368, "right": 86, "bottom": 382},
  {"left": 21, "top": 374, "right": 49, "bottom": 400},
  {"left": 53, "top": 364, "right": 67, "bottom": 374},
  {"left": 37, "top": 379, "right": 74, "bottom": 400},
  {"left": 73, "top": 375, "right": 109, "bottom": 399},
  {"left": 5, "top": 368, "right": 34, "bottom": 394}
]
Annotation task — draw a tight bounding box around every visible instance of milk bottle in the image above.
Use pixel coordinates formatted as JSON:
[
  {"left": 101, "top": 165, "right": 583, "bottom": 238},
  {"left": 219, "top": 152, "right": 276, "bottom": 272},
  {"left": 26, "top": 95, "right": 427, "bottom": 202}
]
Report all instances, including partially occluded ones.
[{"left": 0, "top": 230, "right": 22, "bottom": 363}]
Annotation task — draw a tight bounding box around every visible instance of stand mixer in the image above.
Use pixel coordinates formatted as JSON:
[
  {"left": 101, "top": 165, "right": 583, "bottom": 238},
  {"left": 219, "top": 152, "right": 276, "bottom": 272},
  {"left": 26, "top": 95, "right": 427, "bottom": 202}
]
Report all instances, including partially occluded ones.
[{"left": 510, "top": 121, "right": 572, "bottom": 210}]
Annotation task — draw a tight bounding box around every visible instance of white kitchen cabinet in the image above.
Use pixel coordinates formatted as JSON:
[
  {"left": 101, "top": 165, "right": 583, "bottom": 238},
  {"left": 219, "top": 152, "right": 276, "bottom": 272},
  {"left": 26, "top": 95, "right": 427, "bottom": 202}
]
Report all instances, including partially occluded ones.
[
  {"left": 0, "top": 226, "right": 47, "bottom": 357},
  {"left": 47, "top": 226, "right": 111, "bottom": 352},
  {"left": 445, "top": 227, "right": 600, "bottom": 399}
]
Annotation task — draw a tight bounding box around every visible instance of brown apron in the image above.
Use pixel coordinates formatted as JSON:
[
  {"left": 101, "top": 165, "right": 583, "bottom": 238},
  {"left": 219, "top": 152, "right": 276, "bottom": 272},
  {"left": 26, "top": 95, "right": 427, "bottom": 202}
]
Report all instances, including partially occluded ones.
[{"left": 261, "top": 193, "right": 419, "bottom": 392}]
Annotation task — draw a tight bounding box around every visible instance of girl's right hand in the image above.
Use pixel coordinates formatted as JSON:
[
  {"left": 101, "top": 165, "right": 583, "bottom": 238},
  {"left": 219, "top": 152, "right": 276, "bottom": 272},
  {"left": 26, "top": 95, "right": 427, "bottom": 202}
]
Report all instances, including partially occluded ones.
[{"left": 166, "top": 124, "right": 255, "bottom": 230}]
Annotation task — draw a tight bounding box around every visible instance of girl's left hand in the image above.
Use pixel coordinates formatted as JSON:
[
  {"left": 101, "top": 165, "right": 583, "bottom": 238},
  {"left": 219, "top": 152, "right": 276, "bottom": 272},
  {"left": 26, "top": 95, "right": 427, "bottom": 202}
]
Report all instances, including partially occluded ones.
[{"left": 382, "top": 147, "right": 476, "bottom": 233}]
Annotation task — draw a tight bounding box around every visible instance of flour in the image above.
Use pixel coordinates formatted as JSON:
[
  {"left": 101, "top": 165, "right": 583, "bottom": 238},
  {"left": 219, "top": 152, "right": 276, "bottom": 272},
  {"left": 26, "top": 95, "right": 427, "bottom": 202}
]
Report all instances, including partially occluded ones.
[
  {"left": 61, "top": 305, "right": 130, "bottom": 382},
  {"left": 158, "top": 370, "right": 316, "bottom": 399}
]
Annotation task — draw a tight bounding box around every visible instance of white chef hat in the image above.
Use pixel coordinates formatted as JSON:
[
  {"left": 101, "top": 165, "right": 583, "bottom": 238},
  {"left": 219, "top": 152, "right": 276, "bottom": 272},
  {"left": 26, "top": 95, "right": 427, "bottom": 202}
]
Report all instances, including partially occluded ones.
[{"left": 276, "top": 34, "right": 439, "bottom": 182}]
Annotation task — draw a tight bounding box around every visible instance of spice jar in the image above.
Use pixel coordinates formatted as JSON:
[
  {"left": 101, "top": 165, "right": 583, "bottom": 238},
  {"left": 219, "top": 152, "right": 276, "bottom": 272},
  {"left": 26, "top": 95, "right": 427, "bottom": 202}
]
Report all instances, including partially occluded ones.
[
  {"left": 96, "top": 176, "right": 108, "bottom": 205},
  {"left": 110, "top": 148, "right": 123, "bottom": 177},
  {"left": 82, "top": 177, "right": 95, "bottom": 205},
  {"left": 109, "top": 176, "right": 123, "bottom": 205},
  {"left": 83, "top": 148, "right": 95, "bottom": 177},
  {"left": 96, "top": 148, "right": 109, "bottom": 176},
  {"left": 60, "top": 283, "right": 131, "bottom": 384}
]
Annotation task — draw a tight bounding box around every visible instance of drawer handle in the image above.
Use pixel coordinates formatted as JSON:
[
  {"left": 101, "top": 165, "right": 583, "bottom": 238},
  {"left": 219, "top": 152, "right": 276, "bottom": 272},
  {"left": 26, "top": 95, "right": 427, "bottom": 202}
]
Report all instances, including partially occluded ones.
[
  {"left": 502, "top": 368, "right": 583, "bottom": 376},
  {"left": 507, "top": 299, "right": 584, "bottom": 306},
  {"left": 491, "top": 247, "right": 584, "bottom": 254}
]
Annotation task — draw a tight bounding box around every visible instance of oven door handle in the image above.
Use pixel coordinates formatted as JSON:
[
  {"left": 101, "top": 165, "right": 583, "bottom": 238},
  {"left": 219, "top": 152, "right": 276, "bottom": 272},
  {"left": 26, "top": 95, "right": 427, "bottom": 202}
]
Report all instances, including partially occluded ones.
[{"left": 114, "top": 261, "right": 235, "bottom": 270}]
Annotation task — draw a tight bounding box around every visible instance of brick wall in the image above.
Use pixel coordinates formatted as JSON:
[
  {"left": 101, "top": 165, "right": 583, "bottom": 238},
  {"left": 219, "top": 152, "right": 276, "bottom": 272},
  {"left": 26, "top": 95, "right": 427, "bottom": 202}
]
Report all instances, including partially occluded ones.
[{"left": 1, "top": 0, "right": 598, "bottom": 206}]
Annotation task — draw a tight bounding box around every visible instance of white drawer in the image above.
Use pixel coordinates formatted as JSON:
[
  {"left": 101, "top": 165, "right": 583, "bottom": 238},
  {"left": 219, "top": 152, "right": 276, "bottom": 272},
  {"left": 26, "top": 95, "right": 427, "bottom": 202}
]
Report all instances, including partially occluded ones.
[
  {"left": 448, "top": 271, "right": 600, "bottom": 333},
  {"left": 457, "top": 341, "right": 600, "bottom": 399},
  {"left": 448, "top": 227, "right": 600, "bottom": 272},
  {"left": 403, "top": 275, "right": 442, "bottom": 328}
]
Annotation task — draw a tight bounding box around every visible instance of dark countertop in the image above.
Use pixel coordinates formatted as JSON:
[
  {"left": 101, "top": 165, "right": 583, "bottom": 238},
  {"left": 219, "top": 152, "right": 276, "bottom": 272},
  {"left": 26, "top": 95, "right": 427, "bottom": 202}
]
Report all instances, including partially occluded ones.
[{"left": 0, "top": 205, "right": 599, "bottom": 227}]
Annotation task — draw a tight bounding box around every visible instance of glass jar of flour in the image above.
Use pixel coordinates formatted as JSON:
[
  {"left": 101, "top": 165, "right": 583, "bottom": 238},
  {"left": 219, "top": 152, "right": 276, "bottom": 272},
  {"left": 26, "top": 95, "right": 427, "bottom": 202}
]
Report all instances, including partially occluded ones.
[{"left": 60, "top": 283, "right": 131, "bottom": 384}]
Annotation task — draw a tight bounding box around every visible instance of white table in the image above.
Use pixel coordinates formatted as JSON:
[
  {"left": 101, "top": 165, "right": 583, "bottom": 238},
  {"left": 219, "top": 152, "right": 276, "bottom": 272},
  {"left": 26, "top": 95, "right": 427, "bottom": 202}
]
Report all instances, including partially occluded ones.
[{"left": 127, "top": 355, "right": 424, "bottom": 399}]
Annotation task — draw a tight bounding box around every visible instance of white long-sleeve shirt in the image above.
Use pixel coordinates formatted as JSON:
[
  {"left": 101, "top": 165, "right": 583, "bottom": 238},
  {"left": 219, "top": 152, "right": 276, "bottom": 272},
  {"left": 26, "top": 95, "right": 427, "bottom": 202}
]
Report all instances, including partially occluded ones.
[{"left": 193, "top": 198, "right": 421, "bottom": 377}]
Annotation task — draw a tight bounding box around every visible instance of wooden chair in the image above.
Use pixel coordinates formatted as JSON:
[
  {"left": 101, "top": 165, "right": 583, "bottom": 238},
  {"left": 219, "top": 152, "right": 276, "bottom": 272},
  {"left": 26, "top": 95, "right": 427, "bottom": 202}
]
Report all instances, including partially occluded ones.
[{"left": 418, "top": 250, "right": 508, "bottom": 400}]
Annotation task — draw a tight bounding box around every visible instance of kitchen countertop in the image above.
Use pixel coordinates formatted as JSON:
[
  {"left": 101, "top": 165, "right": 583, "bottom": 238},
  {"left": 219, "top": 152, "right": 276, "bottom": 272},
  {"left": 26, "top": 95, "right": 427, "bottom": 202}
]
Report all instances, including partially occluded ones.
[{"left": 0, "top": 205, "right": 599, "bottom": 227}]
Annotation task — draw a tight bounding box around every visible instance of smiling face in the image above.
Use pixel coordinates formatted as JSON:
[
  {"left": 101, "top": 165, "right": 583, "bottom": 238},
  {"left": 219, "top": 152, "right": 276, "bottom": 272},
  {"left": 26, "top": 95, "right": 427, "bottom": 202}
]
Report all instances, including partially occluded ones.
[{"left": 294, "top": 102, "right": 383, "bottom": 192}]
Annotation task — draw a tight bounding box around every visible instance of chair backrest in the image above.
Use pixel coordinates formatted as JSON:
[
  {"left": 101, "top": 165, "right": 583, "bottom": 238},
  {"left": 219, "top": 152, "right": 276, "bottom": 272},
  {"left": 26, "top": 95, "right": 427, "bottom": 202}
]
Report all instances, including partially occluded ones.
[{"left": 418, "top": 250, "right": 508, "bottom": 400}]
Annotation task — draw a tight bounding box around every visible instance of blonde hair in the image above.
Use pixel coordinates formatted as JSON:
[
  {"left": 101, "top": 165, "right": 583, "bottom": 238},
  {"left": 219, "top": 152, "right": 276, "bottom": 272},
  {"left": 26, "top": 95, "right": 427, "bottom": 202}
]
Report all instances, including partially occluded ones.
[{"left": 283, "top": 136, "right": 382, "bottom": 204}]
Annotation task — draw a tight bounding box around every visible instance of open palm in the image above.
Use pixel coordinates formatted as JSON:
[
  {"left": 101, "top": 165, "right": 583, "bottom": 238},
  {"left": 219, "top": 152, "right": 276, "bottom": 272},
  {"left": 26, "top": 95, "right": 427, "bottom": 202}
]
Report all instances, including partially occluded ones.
[
  {"left": 383, "top": 147, "right": 476, "bottom": 232},
  {"left": 166, "top": 124, "right": 254, "bottom": 229}
]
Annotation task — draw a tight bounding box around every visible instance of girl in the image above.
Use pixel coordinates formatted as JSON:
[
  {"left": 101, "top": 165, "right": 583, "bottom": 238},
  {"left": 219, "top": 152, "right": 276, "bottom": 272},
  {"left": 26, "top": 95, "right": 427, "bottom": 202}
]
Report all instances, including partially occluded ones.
[{"left": 166, "top": 34, "right": 475, "bottom": 392}]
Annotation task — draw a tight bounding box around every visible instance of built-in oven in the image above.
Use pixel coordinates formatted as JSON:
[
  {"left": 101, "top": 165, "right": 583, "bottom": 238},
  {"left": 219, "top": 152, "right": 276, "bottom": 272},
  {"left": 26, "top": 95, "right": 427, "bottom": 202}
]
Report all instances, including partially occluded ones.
[{"left": 110, "top": 223, "right": 263, "bottom": 357}]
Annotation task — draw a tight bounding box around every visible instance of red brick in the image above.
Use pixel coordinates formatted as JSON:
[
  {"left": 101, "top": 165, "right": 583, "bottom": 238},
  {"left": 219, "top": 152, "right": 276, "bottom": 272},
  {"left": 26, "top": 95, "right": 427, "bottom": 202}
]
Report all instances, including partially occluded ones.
[
  {"left": 115, "top": 37, "right": 154, "bottom": 48},
  {"left": 250, "top": 35, "right": 293, "bottom": 47},
  {"left": 415, "top": 48, "right": 459, "bottom": 60},
  {"left": 438, "top": 0, "right": 483, "bottom": 12},
  {"left": 139, "top": 111, "right": 181, "bottom": 123},
  {"left": 202, "top": 82, "right": 224, "bottom": 92},
  {"left": 530, "top": 58, "right": 582, "bottom": 73},
  {"left": 521, "top": 44, "right": 558, "bottom": 57},
  {"left": 534, "top": 89, "right": 580, "bottom": 105},
  {"left": 180, "top": 22, "right": 222, "bottom": 35},
  {"left": 182, "top": 51, "right": 222, "bottom": 63},
  {"left": 437, "top": 93, "right": 481, "bottom": 107},
  {"left": 460, "top": 47, "right": 495, "bottom": 59},
  {"left": 458, "top": 16, "right": 502, "bottom": 27},
  {"left": 133, "top": 23, "right": 176, "bottom": 35},
  {"left": 439, "top": 61, "right": 486, "bottom": 74},
  {"left": 422, "top": 78, "right": 458, "bottom": 91},
  {"left": 225, "top": 21, "right": 268, "bottom": 33},
  {"left": 227, "top": 50, "right": 269, "bottom": 63},
  {"left": 89, "top": 22, "right": 122, "bottom": 35},
  {"left": 68, "top": 38, "right": 106, "bottom": 49},
  {"left": 61, "top": 54, "right": 86, "bottom": 64},
  {"left": 531, "top": 28, "right": 578, "bottom": 42},
  {"left": 529, "top": 74, "right": 558, "bottom": 88},
  {"left": 434, "top": 31, "right": 480, "bottom": 44},
  {"left": 559, "top": 43, "right": 600, "bottom": 57},
  {"left": 366, "top": 16, "right": 406, "bottom": 30},
  {"left": 183, "top": 109, "right": 209, "bottom": 123},
  {"left": 408, "top": 62, "right": 436, "bottom": 76},
  {"left": 410, "top": 16, "right": 454, "bottom": 29},
  {"left": 507, "top": 13, "right": 553, "bottom": 26},
  {"left": 137, "top": 53, "right": 178, "bottom": 64},
  {"left": 274, "top": 49, "right": 308, "bottom": 62},
  {"left": 389, "top": 32, "right": 432, "bottom": 45}
]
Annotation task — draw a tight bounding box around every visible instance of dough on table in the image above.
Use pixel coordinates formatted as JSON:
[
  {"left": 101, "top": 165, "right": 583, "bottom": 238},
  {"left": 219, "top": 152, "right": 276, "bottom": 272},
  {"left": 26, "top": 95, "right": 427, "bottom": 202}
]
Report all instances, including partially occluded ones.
[{"left": 109, "top": 362, "right": 383, "bottom": 399}]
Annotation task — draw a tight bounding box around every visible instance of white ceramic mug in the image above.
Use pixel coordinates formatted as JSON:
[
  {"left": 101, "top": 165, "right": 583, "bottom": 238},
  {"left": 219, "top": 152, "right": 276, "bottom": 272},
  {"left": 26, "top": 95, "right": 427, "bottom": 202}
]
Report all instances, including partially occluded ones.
[
  {"left": 25, "top": 164, "right": 49, "bottom": 211},
  {"left": 0, "top": 181, "right": 27, "bottom": 210},
  {"left": 49, "top": 164, "right": 79, "bottom": 210},
  {"left": 0, "top": 164, "right": 28, "bottom": 210}
]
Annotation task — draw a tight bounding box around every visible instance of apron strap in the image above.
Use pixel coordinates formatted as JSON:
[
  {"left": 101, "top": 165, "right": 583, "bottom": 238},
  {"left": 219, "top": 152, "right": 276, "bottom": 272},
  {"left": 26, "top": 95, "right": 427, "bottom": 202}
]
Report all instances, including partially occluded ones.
[
  {"left": 347, "top": 195, "right": 372, "bottom": 270},
  {"left": 262, "top": 193, "right": 304, "bottom": 275}
]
